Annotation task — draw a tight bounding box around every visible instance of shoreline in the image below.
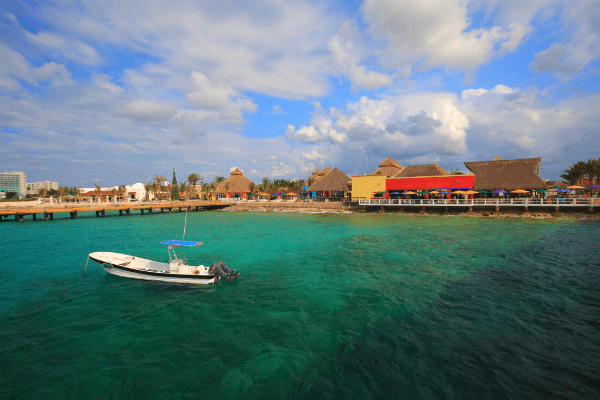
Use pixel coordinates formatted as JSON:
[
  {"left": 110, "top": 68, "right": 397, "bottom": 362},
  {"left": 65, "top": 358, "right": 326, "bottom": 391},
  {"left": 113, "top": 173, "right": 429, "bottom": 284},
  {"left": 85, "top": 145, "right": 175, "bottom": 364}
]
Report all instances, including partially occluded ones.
[
  {"left": 1, "top": 200, "right": 597, "bottom": 220},
  {"left": 224, "top": 201, "right": 599, "bottom": 220}
]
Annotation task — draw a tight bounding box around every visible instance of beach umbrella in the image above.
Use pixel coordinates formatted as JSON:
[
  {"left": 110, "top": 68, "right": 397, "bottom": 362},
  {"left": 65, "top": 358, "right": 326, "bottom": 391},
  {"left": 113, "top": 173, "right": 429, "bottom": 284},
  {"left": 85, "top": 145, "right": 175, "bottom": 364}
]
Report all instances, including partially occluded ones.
[
  {"left": 492, "top": 190, "right": 507, "bottom": 194},
  {"left": 589, "top": 185, "right": 600, "bottom": 188},
  {"left": 462, "top": 190, "right": 478, "bottom": 195},
  {"left": 510, "top": 189, "right": 529, "bottom": 193},
  {"left": 429, "top": 190, "right": 439, "bottom": 194},
  {"left": 555, "top": 189, "right": 570, "bottom": 193},
  {"left": 567, "top": 185, "right": 585, "bottom": 189},
  {"left": 549, "top": 186, "right": 565, "bottom": 189},
  {"left": 478, "top": 190, "right": 491, "bottom": 194},
  {"left": 533, "top": 189, "right": 548, "bottom": 193},
  {"left": 452, "top": 190, "right": 465, "bottom": 195},
  {"left": 404, "top": 191, "right": 417, "bottom": 195}
]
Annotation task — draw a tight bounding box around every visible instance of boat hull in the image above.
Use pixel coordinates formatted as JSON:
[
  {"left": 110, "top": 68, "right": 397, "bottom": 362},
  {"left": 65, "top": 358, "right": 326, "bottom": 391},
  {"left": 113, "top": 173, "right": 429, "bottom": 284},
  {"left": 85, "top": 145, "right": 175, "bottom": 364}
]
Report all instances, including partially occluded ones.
[{"left": 89, "top": 252, "right": 217, "bottom": 285}]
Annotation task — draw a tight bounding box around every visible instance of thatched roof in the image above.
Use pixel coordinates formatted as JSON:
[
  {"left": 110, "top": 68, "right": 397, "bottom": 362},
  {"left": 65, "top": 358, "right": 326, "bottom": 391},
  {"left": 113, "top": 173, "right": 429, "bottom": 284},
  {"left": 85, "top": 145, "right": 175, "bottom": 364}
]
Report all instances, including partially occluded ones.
[
  {"left": 545, "top": 180, "right": 566, "bottom": 188},
  {"left": 463, "top": 157, "right": 546, "bottom": 191},
  {"left": 216, "top": 168, "right": 254, "bottom": 193},
  {"left": 371, "top": 157, "right": 403, "bottom": 177},
  {"left": 393, "top": 164, "right": 448, "bottom": 178},
  {"left": 307, "top": 167, "right": 351, "bottom": 192},
  {"left": 492, "top": 156, "right": 503, "bottom": 161}
]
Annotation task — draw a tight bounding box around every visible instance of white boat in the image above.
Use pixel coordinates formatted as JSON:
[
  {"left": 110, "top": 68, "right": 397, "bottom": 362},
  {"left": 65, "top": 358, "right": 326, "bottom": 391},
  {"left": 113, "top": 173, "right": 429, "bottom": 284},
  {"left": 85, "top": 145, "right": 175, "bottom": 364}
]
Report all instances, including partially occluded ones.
[{"left": 88, "top": 240, "right": 239, "bottom": 284}]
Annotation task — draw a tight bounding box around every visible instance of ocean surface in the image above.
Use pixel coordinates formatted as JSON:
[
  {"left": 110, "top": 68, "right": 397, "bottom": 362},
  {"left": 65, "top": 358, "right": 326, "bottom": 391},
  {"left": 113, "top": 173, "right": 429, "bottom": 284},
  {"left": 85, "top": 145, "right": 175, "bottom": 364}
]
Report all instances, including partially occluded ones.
[{"left": 0, "top": 210, "right": 598, "bottom": 399}]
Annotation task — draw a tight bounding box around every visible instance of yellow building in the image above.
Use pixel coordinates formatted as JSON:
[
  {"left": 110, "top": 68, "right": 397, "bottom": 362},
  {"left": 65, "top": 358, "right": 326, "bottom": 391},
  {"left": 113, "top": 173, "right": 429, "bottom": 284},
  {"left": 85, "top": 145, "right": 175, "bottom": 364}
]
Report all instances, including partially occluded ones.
[{"left": 351, "top": 174, "right": 387, "bottom": 200}]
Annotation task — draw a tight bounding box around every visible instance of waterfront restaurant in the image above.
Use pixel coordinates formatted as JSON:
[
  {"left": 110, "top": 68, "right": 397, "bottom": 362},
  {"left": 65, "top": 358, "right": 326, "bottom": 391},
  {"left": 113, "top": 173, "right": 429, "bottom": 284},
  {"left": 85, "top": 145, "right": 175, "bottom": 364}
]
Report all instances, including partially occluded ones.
[
  {"left": 386, "top": 174, "right": 475, "bottom": 198},
  {"left": 463, "top": 157, "right": 547, "bottom": 193},
  {"left": 215, "top": 168, "right": 253, "bottom": 200},
  {"left": 306, "top": 167, "right": 351, "bottom": 201}
]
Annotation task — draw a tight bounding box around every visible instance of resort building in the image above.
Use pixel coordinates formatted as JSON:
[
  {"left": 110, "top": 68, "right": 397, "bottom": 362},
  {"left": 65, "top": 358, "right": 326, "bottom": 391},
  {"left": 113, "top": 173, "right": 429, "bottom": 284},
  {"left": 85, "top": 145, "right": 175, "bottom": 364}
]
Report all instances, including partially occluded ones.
[
  {"left": 463, "top": 157, "right": 547, "bottom": 191},
  {"left": 386, "top": 174, "right": 475, "bottom": 196},
  {"left": 0, "top": 170, "right": 27, "bottom": 198},
  {"left": 371, "top": 157, "right": 403, "bottom": 177},
  {"left": 306, "top": 167, "right": 351, "bottom": 200},
  {"left": 351, "top": 157, "right": 403, "bottom": 200},
  {"left": 26, "top": 180, "right": 59, "bottom": 195},
  {"left": 215, "top": 168, "right": 253, "bottom": 199},
  {"left": 392, "top": 163, "right": 449, "bottom": 177}
]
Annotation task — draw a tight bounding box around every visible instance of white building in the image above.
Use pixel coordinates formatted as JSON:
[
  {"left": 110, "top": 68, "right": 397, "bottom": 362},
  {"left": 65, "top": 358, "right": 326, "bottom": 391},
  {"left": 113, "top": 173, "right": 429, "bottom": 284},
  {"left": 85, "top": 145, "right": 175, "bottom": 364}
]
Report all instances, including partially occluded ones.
[
  {"left": 26, "top": 181, "right": 59, "bottom": 195},
  {"left": 0, "top": 170, "right": 27, "bottom": 198}
]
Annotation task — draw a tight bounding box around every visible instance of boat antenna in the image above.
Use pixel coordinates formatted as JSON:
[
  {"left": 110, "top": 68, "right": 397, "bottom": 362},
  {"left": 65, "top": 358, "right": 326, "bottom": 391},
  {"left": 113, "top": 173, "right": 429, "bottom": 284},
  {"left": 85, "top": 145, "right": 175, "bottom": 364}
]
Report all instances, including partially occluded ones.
[{"left": 183, "top": 206, "right": 188, "bottom": 240}]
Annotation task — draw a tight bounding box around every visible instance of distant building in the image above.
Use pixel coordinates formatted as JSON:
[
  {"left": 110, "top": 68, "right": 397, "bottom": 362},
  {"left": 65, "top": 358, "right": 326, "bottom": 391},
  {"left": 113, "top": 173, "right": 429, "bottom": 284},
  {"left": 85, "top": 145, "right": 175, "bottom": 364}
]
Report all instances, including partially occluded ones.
[
  {"left": 0, "top": 170, "right": 27, "bottom": 198},
  {"left": 26, "top": 181, "right": 59, "bottom": 195}
]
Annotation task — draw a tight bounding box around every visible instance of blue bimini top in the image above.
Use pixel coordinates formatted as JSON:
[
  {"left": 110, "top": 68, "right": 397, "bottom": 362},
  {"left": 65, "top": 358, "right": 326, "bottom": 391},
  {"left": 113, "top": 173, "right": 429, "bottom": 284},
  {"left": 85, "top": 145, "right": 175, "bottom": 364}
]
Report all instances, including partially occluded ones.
[{"left": 161, "top": 240, "right": 204, "bottom": 247}]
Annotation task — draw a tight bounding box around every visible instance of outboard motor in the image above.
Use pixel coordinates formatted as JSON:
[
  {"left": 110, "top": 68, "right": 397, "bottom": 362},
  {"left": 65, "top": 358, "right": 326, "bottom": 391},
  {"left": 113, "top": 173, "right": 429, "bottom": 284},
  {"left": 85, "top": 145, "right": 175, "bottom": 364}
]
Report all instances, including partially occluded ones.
[{"left": 208, "top": 261, "right": 239, "bottom": 282}]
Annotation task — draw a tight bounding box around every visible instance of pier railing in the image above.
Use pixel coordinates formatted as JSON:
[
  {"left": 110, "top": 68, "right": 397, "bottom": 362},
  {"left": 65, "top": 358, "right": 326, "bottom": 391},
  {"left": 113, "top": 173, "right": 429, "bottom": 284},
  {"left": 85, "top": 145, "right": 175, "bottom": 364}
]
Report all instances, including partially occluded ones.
[{"left": 358, "top": 198, "right": 596, "bottom": 207}]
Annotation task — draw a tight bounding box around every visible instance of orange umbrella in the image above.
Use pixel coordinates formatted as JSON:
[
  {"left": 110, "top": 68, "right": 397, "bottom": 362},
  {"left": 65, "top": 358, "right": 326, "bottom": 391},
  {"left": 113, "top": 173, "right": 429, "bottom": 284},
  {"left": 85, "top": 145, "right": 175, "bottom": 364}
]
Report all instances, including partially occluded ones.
[
  {"left": 403, "top": 191, "right": 417, "bottom": 195},
  {"left": 511, "top": 189, "right": 529, "bottom": 193},
  {"left": 566, "top": 185, "right": 584, "bottom": 189}
]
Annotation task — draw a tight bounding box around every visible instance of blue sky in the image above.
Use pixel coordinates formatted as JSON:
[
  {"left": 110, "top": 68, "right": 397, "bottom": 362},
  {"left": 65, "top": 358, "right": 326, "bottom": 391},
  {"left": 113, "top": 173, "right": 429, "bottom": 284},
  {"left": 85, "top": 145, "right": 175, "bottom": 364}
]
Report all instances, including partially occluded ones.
[{"left": 1, "top": 0, "right": 599, "bottom": 186}]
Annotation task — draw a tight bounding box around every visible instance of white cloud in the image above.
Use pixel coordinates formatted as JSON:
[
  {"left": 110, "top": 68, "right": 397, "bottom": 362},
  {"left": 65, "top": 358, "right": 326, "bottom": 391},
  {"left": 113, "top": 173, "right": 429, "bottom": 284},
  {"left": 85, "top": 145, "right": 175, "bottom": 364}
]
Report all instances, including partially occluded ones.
[
  {"left": 328, "top": 30, "right": 393, "bottom": 90},
  {"left": 363, "top": 0, "right": 527, "bottom": 74},
  {"left": 24, "top": 30, "right": 102, "bottom": 66},
  {"left": 117, "top": 100, "right": 179, "bottom": 122}
]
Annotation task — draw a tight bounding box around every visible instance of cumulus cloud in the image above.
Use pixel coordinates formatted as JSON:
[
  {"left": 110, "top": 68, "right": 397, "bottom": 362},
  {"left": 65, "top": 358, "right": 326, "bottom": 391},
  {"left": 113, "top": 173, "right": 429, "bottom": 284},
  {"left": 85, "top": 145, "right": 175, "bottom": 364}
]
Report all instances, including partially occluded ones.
[{"left": 363, "top": 0, "right": 527, "bottom": 74}]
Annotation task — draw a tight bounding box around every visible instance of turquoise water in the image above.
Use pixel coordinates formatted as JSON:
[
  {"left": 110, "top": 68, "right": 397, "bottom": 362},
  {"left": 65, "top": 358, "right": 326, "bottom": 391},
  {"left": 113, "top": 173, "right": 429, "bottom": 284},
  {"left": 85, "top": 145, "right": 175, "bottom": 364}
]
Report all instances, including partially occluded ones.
[{"left": 0, "top": 211, "right": 598, "bottom": 399}]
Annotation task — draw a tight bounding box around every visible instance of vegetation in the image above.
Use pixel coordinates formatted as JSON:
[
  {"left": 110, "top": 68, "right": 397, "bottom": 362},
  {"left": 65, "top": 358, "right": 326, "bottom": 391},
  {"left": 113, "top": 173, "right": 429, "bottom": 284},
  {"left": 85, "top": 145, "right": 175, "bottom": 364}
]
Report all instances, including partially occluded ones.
[{"left": 561, "top": 159, "right": 600, "bottom": 185}]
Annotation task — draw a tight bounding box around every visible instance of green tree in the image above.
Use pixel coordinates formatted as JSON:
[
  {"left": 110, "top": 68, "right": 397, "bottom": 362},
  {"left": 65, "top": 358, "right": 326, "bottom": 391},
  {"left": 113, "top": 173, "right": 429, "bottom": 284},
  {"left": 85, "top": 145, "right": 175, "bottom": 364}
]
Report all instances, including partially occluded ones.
[
  {"left": 584, "top": 159, "right": 600, "bottom": 186},
  {"left": 187, "top": 173, "right": 201, "bottom": 199},
  {"left": 94, "top": 183, "right": 102, "bottom": 203},
  {"left": 561, "top": 161, "right": 586, "bottom": 185},
  {"left": 39, "top": 188, "right": 47, "bottom": 205}
]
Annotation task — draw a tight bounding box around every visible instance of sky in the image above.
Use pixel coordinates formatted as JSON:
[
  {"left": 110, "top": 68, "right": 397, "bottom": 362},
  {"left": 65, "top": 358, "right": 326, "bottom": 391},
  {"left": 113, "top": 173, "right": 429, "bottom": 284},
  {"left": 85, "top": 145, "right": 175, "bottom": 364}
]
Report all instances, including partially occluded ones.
[{"left": 1, "top": 0, "right": 599, "bottom": 187}]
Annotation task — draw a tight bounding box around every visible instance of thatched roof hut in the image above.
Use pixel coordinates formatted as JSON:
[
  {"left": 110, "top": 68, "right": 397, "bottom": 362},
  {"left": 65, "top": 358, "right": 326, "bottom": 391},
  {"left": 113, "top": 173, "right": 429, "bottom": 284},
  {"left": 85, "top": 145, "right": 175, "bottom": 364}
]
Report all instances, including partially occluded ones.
[
  {"left": 463, "top": 157, "right": 547, "bottom": 191},
  {"left": 371, "top": 157, "right": 403, "bottom": 177},
  {"left": 215, "top": 168, "right": 254, "bottom": 193},
  {"left": 545, "top": 180, "right": 566, "bottom": 188},
  {"left": 307, "top": 167, "right": 351, "bottom": 192},
  {"left": 392, "top": 164, "right": 448, "bottom": 178}
]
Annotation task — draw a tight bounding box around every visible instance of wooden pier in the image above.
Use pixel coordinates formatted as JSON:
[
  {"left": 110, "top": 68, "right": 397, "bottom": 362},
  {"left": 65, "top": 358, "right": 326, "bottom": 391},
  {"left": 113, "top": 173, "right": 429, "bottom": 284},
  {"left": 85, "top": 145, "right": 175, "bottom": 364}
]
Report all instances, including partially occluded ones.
[{"left": 0, "top": 201, "right": 227, "bottom": 222}]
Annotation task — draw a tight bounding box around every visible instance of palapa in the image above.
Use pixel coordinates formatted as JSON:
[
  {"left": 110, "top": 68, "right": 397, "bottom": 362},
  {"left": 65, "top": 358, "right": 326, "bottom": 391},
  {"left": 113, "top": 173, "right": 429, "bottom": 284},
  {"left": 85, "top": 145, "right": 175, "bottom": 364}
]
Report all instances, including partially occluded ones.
[
  {"left": 392, "top": 164, "right": 448, "bottom": 178},
  {"left": 215, "top": 168, "right": 254, "bottom": 193},
  {"left": 371, "top": 157, "right": 403, "bottom": 177},
  {"left": 463, "top": 157, "right": 547, "bottom": 191},
  {"left": 306, "top": 167, "right": 351, "bottom": 192}
]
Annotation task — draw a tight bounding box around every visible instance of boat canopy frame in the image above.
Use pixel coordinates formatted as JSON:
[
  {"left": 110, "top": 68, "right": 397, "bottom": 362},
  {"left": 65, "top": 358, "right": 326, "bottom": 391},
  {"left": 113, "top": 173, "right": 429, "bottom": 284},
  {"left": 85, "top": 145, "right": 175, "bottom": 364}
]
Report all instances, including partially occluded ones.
[{"left": 161, "top": 240, "right": 204, "bottom": 265}]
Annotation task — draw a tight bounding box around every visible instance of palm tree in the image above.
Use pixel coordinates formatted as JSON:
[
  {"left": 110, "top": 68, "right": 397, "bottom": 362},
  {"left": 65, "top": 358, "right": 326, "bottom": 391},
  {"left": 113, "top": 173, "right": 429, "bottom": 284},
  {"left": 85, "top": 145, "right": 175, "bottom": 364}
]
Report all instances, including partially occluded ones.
[
  {"left": 94, "top": 183, "right": 102, "bottom": 203},
  {"left": 450, "top": 168, "right": 464, "bottom": 175},
  {"left": 118, "top": 185, "right": 127, "bottom": 202},
  {"left": 58, "top": 186, "right": 65, "bottom": 203},
  {"left": 179, "top": 182, "right": 188, "bottom": 200},
  {"left": 187, "top": 173, "right": 201, "bottom": 199},
  {"left": 584, "top": 159, "right": 600, "bottom": 186},
  {"left": 561, "top": 161, "right": 586, "bottom": 185},
  {"left": 39, "top": 188, "right": 47, "bottom": 205},
  {"left": 110, "top": 187, "right": 118, "bottom": 203},
  {"left": 72, "top": 187, "right": 81, "bottom": 203}
]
